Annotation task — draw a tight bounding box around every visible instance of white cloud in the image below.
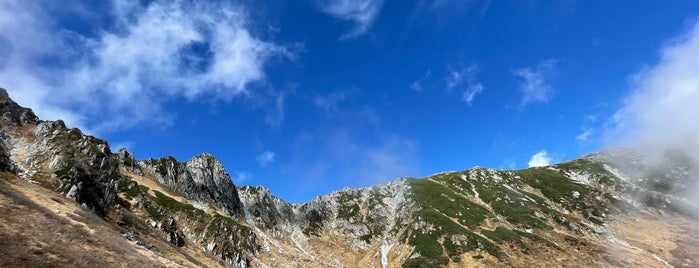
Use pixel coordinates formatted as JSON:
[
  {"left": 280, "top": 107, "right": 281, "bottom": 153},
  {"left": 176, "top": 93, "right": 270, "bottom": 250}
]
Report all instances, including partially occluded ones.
[
  {"left": 445, "top": 64, "right": 484, "bottom": 106},
  {"left": 461, "top": 83, "right": 484, "bottom": 106},
  {"left": 283, "top": 113, "right": 418, "bottom": 190},
  {"left": 445, "top": 66, "right": 473, "bottom": 91},
  {"left": 232, "top": 171, "right": 252, "bottom": 185},
  {"left": 592, "top": 38, "right": 603, "bottom": 47},
  {"left": 417, "top": 0, "right": 491, "bottom": 16},
  {"left": 608, "top": 21, "right": 699, "bottom": 151},
  {"left": 0, "top": 0, "right": 291, "bottom": 134},
  {"left": 410, "top": 70, "right": 431, "bottom": 92},
  {"left": 513, "top": 59, "right": 558, "bottom": 105},
  {"left": 576, "top": 127, "right": 594, "bottom": 142},
  {"left": 499, "top": 159, "right": 517, "bottom": 170},
  {"left": 111, "top": 141, "right": 134, "bottom": 151},
  {"left": 265, "top": 94, "right": 286, "bottom": 126},
  {"left": 319, "top": 0, "right": 383, "bottom": 39},
  {"left": 605, "top": 21, "right": 699, "bottom": 214},
  {"left": 256, "top": 151, "right": 276, "bottom": 167},
  {"left": 313, "top": 90, "right": 353, "bottom": 112},
  {"left": 528, "top": 150, "right": 553, "bottom": 167},
  {"left": 0, "top": 0, "right": 90, "bottom": 130},
  {"left": 361, "top": 136, "right": 418, "bottom": 183}
]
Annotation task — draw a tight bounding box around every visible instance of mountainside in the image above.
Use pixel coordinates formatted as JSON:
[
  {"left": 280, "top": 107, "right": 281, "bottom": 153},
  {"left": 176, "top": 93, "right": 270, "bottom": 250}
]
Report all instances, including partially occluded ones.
[{"left": 1, "top": 87, "right": 697, "bottom": 268}]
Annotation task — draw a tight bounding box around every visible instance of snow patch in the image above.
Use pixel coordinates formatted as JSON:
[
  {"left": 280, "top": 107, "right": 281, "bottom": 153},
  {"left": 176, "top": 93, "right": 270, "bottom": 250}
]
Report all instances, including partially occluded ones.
[
  {"left": 290, "top": 229, "right": 315, "bottom": 259},
  {"left": 607, "top": 235, "right": 674, "bottom": 268},
  {"left": 191, "top": 201, "right": 209, "bottom": 211},
  {"left": 565, "top": 170, "right": 593, "bottom": 185},
  {"left": 380, "top": 243, "right": 394, "bottom": 268}
]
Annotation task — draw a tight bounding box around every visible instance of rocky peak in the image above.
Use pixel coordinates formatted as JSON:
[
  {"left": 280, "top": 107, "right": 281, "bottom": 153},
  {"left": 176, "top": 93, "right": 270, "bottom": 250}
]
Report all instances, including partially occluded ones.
[
  {"left": 139, "top": 153, "right": 245, "bottom": 217},
  {"left": 0, "top": 88, "right": 39, "bottom": 126},
  {"left": 0, "top": 90, "right": 118, "bottom": 216},
  {"left": 185, "top": 153, "right": 228, "bottom": 186},
  {"left": 238, "top": 185, "right": 297, "bottom": 234}
]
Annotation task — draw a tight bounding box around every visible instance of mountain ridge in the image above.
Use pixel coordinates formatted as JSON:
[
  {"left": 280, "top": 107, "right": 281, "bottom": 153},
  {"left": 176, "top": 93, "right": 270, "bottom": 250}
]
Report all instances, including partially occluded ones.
[{"left": 1, "top": 87, "right": 698, "bottom": 267}]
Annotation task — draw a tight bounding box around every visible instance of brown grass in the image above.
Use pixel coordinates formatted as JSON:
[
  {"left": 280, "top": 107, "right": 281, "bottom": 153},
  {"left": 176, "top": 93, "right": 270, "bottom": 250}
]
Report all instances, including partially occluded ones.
[{"left": 0, "top": 172, "right": 198, "bottom": 267}]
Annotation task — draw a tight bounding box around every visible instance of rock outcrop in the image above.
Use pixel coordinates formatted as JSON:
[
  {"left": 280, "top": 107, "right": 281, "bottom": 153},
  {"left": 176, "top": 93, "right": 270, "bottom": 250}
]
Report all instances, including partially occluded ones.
[
  {"left": 0, "top": 88, "right": 118, "bottom": 215},
  {"left": 0, "top": 88, "right": 39, "bottom": 126},
  {"left": 137, "top": 153, "right": 245, "bottom": 218},
  {"left": 238, "top": 185, "right": 297, "bottom": 235}
]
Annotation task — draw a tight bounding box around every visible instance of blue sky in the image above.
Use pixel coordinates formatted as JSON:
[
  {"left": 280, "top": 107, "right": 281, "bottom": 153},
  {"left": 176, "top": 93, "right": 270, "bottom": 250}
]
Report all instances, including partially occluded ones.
[{"left": 2, "top": 0, "right": 699, "bottom": 203}]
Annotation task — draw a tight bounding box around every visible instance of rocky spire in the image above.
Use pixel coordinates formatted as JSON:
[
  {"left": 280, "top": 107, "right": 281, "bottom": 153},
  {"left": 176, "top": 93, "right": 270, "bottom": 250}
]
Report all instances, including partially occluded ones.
[
  {"left": 0, "top": 88, "right": 39, "bottom": 126},
  {"left": 139, "top": 153, "right": 246, "bottom": 217}
]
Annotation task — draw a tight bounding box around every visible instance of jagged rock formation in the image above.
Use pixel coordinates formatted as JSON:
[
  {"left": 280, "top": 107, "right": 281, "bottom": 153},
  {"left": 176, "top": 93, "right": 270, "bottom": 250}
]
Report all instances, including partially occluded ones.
[
  {"left": 138, "top": 153, "right": 245, "bottom": 218},
  {"left": 1, "top": 87, "right": 698, "bottom": 267},
  {"left": 0, "top": 88, "right": 259, "bottom": 267},
  {"left": 0, "top": 88, "right": 38, "bottom": 126},
  {"left": 0, "top": 88, "right": 37, "bottom": 172}
]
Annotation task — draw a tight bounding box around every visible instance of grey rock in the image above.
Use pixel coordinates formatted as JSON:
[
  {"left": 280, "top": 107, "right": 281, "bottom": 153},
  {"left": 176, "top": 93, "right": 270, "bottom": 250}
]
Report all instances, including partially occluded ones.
[
  {"left": 0, "top": 131, "right": 13, "bottom": 172},
  {"left": 66, "top": 184, "right": 79, "bottom": 200},
  {"left": 139, "top": 153, "right": 245, "bottom": 217},
  {"left": 238, "top": 185, "right": 297, "bottom": 234},
  {"left": 0, "top": 87, "right": 39, "bottom": 126},
  {"left": 167, "top": 217, "right": 184, "bottom": 247}
]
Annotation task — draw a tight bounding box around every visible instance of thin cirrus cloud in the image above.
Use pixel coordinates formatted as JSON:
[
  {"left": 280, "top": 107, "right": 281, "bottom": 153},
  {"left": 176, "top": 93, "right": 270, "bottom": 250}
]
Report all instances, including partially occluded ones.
[
  {"left": 256, "top": 151, "right": 276, "bottom": 167},
  {"left": 312, "top": 89, "right": 356, "bottom": 113},
  {"left": 461, "top": 83, "right": 484, "bottom": 106},
  {"left": 445, "top": 64, "right": 484, "bottom": 106},
  {"left": 231, "top": 170, "right": 252, "bottom": 185},
  {"left": 0, "top": 0, "right": 292, "bottom": 134},
  {"left": 513, "top": 59, "right": 559, "bottom": 106},
  {"left": 284, "top": 126, "right": 418, "bottom": 190},
  {"left": 410, "top": 70, "right": 431, "bottom": 92},
  {"left": 575, "top": 127, "right": 594, "bottom": 143},
  {"left": 318, "top": 0, "right": 384, "bottom": 39}
]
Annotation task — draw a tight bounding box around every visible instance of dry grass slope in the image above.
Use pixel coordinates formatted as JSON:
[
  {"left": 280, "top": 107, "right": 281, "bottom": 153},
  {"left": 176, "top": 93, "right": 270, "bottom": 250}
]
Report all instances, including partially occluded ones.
[{"left": 0, "top": 171, "right": 222, "bottom": 267}]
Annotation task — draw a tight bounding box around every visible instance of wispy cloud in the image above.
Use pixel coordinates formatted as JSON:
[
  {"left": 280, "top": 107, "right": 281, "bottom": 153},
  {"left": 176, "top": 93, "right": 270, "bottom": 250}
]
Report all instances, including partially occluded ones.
[
  {"left": 418, "top": 0, "right": 491, "bottom": 15},
  {"left": 410, "top": 70, "right": 431, "bottom": 92},
  {"left": 232, "top": 170, "right": 252, "bottom": 185},
  {"left": 575, "top": 127, "right": 594, "bottom": 143},
  {"left": 256, "top": 151, "right": 276, "bottom": 167},
  {"left": 0, "top": 0, "right": 292, "bottom": 134},
  {"left": 111, "top": 141, "right": 135, "bottom": 151},
  {"left": 513, "top": 59, "right": 558, "bottom": 105},
  {"left": 445, "top": 64, "right": 484, "bottom": 106},
  {"left": 312, "top": 88, "right": 358, "bottom": 113},
  {"left": 461, "top": 83, "right": 484, "bottom": 106},
  {"left": 281, "top": 107, "right": 418, "bottom": 195},
  {"left": 288, "top": 129, "right": 418, "bottom": 186},
  {"left": 498, "top": 159, "right": 517, "bottom": 170},
  {"left": 592, "top": 38, "right": 603, "bottom": 47},
  {"left": 528, "top": 150, "right": 553, "bottom": 167},
  {"left": 318, "top": 0, "right": 384, "bottom": 39},
  {"left": 265, "top": 94, "right": 286, "bottom": 126}
]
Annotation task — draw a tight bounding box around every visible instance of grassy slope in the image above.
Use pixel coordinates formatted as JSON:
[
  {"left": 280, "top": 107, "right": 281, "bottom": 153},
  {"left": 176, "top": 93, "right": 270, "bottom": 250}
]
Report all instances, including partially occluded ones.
[
  {"left": 0, "top": 171, "right": 220, "bottom": 267},
  {"left": 402, "top": 161, "right": 617, "bottom": 267}
]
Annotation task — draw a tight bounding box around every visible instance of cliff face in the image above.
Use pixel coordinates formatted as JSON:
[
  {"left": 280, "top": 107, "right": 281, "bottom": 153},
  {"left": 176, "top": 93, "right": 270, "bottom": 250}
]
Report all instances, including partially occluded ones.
[
  {"left": 0, "top": 87, "right": 38, "bottom": 172},
  {"left": 1, "top": 87, "right": 698, "bottom": 268},
  {"left": 137, "top": 153, "right": 245, "bottom": 218},
  {"left": 1, "top": 89, "right": 118, "bottom": 216}
]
